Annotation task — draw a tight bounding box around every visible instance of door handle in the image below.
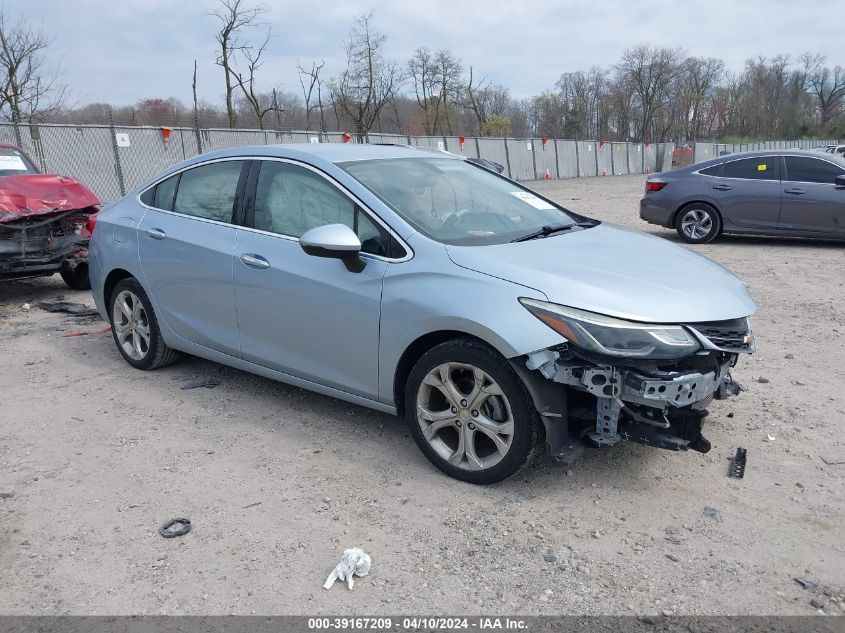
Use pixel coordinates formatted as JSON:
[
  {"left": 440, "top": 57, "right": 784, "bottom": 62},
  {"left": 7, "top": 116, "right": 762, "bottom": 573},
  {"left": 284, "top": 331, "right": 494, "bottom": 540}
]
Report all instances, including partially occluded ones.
[
  {"left": 711, "top": 184, "right": 732, "bottom": 191},
  {"left": 144, "top": 228, "right": 166, "bottom": 240},
  {"left": 784, "top": 187, "right": 806, "bottom": 195},
  {"left": 240, "top": 253, "right": 270, "bottom": 269}
]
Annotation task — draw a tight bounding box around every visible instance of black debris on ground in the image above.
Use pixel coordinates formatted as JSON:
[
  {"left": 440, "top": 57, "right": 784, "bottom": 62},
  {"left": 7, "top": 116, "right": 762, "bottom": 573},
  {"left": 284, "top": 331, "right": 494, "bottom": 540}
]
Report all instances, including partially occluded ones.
[
  {"left": 794, "top": 577, "right": 818, "bottom": 590},
  {"left": 180, "top": 378, "right": 221, "bottom": 390},
  {"left": 37, "top": 302, "right": 98, "bottom": 316}
]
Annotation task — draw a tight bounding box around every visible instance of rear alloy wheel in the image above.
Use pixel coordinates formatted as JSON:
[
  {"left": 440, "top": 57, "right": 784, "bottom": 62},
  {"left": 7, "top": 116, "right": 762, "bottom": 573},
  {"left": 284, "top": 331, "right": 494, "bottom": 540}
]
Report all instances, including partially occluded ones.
[
  {"left": 109, "top": 277, "right": 179, "bottom": 370},
  {"left": 59, "top": 260, "right": 91, "bottom": 290},
  {"left": 406, "top": 339, "right": 540, "bottom": 484},
  {"left": 676, "top": 204, "right": 721, "bottom": 244}
]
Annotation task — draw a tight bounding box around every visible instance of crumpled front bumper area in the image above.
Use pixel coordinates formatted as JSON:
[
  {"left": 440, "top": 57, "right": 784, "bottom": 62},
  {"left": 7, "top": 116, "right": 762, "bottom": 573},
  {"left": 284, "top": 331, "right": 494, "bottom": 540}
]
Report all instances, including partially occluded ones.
[
  {"left": 525, "top": 348, "right": 744, "bottom": 456},
  {"left": 0, "top": 209, "right": 92, "bottom": 279}
]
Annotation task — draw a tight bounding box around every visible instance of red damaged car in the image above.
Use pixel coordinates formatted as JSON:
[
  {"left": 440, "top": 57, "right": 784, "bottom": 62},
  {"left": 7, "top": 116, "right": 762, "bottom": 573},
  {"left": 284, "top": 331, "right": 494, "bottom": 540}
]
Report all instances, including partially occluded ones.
[{"left": 0, "top": 144, "right": 100, "bottom": 289}]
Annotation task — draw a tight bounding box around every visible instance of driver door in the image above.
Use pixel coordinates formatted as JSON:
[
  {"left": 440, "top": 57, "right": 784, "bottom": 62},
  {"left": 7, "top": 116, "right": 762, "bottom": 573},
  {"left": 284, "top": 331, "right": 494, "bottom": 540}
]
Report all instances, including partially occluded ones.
[{"left": 233, "top": 159, "right": 398, "bottom": 400}]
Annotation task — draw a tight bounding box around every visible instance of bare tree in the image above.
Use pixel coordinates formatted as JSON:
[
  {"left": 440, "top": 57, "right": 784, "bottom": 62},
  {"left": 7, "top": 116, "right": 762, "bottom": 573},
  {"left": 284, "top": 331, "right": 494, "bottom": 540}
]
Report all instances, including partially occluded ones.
[
  {"left": 802, "top": 53, "right": 845, "bottom": 129},
  {"left": 212, "top": 0, "right": 267, "bottom": 128},
  {"left": 192, "top": 60, "right": 199, "bottom": 114},
  {"left": 461, "top": 68, "right": 517, "bottom": 136},
  {"left": 725, "top": 55, "right": 809, "bottom": 138},
  {"left": 329, "top": 12, "right": 404, "bottom": 138},
  {"left": 557, "top": 68, "right": 608, "bottom": 138},
  {"left": 616, "top": 45, "right": 685, "bottom": 141},
  {"left": 298, "top": 59, "right": 326, "bottom": 132},
  {"left": 0, "top": 9, "right": 66, "bottom": 123},
  {"left": 408, "top": 47, "right": 441, "bottom": 133},
  {"left": 527, "top": 91, "right": 566, "bottom": 138},
  {"left": 232, "top": 28, "right": 282, "bottom": 129},
  {"left": 434, "top": 49, "right": 463, "bottom": 134},
  {"left": 462, "top": 66, "right": 490, "bottom": 134},
  {"left": 678, "top": 57, "right": 724, "bottom": 140}
]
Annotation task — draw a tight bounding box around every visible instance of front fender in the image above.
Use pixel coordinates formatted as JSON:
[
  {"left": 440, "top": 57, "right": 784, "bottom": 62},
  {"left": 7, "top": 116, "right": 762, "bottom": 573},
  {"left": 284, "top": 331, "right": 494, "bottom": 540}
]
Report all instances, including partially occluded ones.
[{"left": 377, "top": 239, "right": 564, "bottom": 404}]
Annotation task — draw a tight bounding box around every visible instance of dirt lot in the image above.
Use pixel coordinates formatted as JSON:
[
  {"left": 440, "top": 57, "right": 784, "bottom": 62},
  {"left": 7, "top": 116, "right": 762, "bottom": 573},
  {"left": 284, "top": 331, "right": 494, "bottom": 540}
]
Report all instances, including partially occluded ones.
[{"left": 1, "top": 174, "right": 843, "bottom": 616}]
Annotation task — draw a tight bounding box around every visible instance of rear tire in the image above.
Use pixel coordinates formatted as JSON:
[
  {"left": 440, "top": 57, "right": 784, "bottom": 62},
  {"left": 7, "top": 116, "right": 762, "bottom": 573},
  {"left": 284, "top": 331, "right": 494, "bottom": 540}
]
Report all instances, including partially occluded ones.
[
  {"left": 405, "top": 339, "right": 541, "bottom": 484},
  {"left": 675, "top": 203, "right": 721, "bottom": 244},
  {"left": 59, "top": 260, "right": 91, "bottom": 290},
  {"left": 108, "top": 277, "right": 179, "bottom": 370}
]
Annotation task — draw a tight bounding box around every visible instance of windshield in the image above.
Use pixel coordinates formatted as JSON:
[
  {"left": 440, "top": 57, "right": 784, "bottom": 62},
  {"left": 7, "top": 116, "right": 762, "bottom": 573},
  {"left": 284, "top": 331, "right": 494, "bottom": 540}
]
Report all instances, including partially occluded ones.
[
  {"left": 340, "top": 157, "right": 579, "bottom": 245},
  {"left": 0, "top": 148, "right": 38, "bottom": 177}
]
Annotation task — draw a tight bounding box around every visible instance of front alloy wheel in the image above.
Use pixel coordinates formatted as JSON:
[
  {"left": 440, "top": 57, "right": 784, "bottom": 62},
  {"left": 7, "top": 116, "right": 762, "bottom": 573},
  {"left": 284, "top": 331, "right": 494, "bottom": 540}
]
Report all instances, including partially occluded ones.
[
  {"left": 406, "top": 339, "right": 540, "bottom": 484},
  {"left": 417, "top": 362, "right": 514, "bottom": 471}
]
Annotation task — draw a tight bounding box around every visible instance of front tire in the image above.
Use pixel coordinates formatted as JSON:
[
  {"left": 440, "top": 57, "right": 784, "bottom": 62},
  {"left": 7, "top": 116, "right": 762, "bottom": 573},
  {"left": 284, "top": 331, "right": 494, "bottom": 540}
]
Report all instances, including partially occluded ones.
[
  {"left": 405, "top": 339, "right": 541, "bottom": 484},
  {"left": 675, "top": 204, "right": 721, "bottom": 244},
  {"left": 108, "top": 277, "right": 179, "bottom": 370},
  {"left": 60, "top": 260, "right": 91, "bottom": 290}
]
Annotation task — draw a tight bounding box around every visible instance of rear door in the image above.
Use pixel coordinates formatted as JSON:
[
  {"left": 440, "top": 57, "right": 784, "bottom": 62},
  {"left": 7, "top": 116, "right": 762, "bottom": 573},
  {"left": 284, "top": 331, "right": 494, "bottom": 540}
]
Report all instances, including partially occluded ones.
[
  {"left": 707, "top": 156, "right": 782, "bottom": 230},
  {"left": 779, "top": 155, "right": 845, "bottom": 236},
  {"left": 233, "top": 159, "right": 401, "bottom": 400},
  {"left": 137, "top": 159, "right": 249, "bottom": 356}
]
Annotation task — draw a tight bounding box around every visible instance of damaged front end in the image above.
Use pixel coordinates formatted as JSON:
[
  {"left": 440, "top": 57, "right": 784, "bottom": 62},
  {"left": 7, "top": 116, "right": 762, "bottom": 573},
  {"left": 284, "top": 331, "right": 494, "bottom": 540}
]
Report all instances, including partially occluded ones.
[
  {"left": 516, "top": 299, "right": 754, "bottom": 460},
  {"left": 0, "top": 170, "right": 100, "bottom": 282},
  {"left": 0, "top": 208, "right": 97, "bottom": 280}
]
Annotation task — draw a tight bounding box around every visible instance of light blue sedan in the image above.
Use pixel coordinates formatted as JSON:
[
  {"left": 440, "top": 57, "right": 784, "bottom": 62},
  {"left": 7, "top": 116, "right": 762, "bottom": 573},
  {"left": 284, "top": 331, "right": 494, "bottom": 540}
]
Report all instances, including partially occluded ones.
[{"left": 89, "top": 144, "right": 756, "bottom": 484}]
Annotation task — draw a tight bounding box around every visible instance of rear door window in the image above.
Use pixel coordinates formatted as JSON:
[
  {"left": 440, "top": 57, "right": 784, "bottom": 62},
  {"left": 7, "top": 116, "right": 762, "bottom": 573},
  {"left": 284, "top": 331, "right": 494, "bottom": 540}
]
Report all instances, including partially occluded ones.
[
  {"left": 172, "top": 160, "right": 247, "bottom": 223},
  {"left": 721, "top": 157, "right": 778, "bottom": 181},
  {"left": 784, "top": 156, "right": 845, "bottom": 184}
]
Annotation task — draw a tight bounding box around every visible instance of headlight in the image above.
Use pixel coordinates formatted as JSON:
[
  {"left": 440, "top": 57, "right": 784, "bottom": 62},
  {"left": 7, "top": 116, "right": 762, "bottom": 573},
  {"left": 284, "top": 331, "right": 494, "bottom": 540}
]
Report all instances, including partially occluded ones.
[{"left": 520, "top": 299, "right": 700, "bottom": 359}]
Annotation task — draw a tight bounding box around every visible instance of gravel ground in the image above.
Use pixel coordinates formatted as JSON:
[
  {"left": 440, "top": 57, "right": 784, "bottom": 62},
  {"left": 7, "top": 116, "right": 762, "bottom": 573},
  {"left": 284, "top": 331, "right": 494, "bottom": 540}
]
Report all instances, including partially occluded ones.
[{"left": 1, "top": 174, "right": 843, "bottom": 616}]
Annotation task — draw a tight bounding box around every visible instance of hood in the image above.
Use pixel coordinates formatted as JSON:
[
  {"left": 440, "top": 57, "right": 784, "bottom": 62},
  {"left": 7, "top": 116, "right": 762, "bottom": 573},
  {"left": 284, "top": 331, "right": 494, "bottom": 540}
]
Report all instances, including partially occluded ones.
[
  {"left": 446, "top": 223, "right": 756, "bottom": 323},
  {"left": 0, "top": 174, "right": 100, "bottom": 223}
]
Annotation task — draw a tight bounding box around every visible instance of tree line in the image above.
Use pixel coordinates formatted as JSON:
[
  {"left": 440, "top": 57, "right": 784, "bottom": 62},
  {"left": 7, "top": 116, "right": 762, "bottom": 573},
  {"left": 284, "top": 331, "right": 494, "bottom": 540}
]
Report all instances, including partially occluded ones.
[{"left": 2, "top": 2, "right": 844, "bottom": 142}]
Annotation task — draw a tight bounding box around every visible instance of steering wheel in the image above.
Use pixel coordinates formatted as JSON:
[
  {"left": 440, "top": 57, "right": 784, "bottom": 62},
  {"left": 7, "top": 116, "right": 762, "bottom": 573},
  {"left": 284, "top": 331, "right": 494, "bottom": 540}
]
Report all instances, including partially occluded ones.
[
  {"left": 441, "top": 209, "right": 518, "bottom": 235},
  {"left": 440, "top": 209, "right": 473, "bottom": 233}
]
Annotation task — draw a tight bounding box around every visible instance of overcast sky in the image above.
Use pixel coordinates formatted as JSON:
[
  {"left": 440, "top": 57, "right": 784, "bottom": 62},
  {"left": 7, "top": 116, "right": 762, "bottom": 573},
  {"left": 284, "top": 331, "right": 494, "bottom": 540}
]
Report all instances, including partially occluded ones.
[{"left": 11, "top": 0, "right": 842, "bottom": 107}]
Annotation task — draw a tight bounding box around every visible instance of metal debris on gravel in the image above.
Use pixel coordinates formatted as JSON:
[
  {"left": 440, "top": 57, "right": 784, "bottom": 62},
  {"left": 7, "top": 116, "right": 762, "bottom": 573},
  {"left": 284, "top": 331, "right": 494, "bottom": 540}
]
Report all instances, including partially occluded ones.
[{"left": 180, "top": 378, "right": 221, "bottom": 390}]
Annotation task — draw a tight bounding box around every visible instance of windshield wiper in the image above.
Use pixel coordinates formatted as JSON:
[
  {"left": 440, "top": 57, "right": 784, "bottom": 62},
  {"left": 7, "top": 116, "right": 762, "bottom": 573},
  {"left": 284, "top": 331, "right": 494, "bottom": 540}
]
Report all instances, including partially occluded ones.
[{"left": 511, "top": 223, "right": 575, "bottom": 243}]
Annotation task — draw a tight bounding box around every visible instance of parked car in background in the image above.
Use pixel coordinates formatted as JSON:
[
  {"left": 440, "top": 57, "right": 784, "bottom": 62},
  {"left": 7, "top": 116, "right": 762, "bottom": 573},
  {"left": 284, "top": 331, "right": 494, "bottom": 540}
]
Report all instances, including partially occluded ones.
[
  {"left": 640, "top": 149, "right": 845, "bottom": 243},
  {"left": 0, "top": 144, "right": 100, "bottom": 288},
  {"left": 818, "top": 144, "right": 845, "bottom": 157},
  {"left": 466, "top": 156, "right": 505, "bottom": 174},
  {"left": 90, "top": 144, "right": 756, "bottom": 484}
]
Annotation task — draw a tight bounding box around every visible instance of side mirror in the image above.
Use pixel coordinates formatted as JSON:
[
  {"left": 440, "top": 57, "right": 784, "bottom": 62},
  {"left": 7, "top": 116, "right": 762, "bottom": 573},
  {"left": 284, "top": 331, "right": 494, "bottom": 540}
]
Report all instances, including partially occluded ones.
[
  {"left": 836, "top": 175, "right": 845, "bottom": 188},
  {"left": 300, "top": 223, "right": 362, "bottom": 260}
]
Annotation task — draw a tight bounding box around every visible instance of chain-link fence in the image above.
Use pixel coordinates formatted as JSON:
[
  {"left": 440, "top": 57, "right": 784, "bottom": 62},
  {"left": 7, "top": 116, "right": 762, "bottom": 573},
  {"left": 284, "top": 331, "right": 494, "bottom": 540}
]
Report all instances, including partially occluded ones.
[{"left": 0, "top": 121, "right": 837, "bottom": 203}]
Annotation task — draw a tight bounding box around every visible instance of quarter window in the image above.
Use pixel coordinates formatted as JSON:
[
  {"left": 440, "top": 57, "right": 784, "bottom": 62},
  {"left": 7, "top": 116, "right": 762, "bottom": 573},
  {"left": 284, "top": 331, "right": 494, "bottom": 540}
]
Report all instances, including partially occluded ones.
[
  {"left": 253, "top": 161, "right": 391, "bottom": 256},
  {"left": 784, "top": 156, "right": 844, "bottom": 184},
  {"left": 721, "top": 157, "right": 777, "bottom": 181},
  {"left": 172, "top": 160, "right": 246, "bottom": 222},
  {"left": 153, "top": 174, "right": 179, "bottom": 210}
]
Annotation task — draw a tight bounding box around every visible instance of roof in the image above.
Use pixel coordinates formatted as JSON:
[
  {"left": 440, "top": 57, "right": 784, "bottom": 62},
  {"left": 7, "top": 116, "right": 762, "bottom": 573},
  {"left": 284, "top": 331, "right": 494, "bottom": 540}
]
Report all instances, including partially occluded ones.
[
  {"left": 188, "top": 142, "right": 451, "bottom": 165},
  {"left": 133, "top": 142, "right": 461, "bottom": 194},
  {"left": 683, "top": 148, "right": 843, "bottom": 171}
]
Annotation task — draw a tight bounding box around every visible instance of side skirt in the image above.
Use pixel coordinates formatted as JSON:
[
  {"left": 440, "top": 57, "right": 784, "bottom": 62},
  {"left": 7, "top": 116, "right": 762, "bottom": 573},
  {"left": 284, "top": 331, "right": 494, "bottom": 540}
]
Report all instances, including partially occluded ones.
[{"left": 168, "top": 337, "right": 398, "bottom": 416}]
